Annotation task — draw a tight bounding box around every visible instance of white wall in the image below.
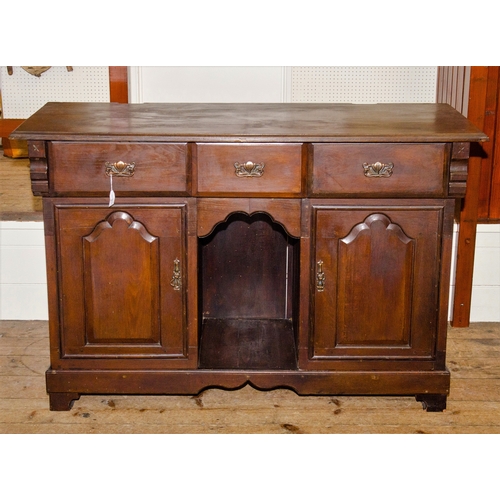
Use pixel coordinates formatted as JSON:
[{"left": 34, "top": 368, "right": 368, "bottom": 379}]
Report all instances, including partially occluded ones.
[
  {"left": 470, "top": 225, "right": 500, "bottom": 321},
  {"left": 0, "top": 66, "right": 110, "bottom": 119},
  {"left": 129, "top": 66, "right": 288, "bottom": 103},
  {"left": 449, "top": 224, "right": 500, "bottom": 322},
  {"left": 289, "top": 67, "right": 438, "bottom": 103},
  {"left": 0, "top": 222, "right": 48, "bottom": 320},
  {"left": 127, "top": 66, "right": 438, "bottom": 105}
]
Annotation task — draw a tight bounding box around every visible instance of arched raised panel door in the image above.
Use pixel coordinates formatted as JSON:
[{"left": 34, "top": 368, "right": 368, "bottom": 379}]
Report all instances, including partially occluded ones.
[
  {"left": 83, "top": 211, "right": 160, "bottom": 344},
  {"left": 336, "top": 213, "right": 415, "bottom": 347},
  {"left": 51, "top": 201, "right": 194, "bottom": 368},
  {"left": 309, "top": 200, "right": 452, "bottom": 367}
]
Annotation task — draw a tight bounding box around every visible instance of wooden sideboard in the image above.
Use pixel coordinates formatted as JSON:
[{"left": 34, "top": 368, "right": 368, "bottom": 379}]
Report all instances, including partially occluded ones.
[{"left": 11, "top": 102, "right": 487, "bottom": 411}]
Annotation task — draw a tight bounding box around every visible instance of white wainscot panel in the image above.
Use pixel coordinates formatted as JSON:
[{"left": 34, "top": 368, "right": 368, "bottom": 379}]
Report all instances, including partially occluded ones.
[
  {"left": 1, "top": 246, "right": 47, "bottom": 284},
  {"left": 470, "top": 287, "right": 500, "bottom": 322},
  {"left": 470, "top": 225, "right": 500, "bottom": 322},
  {"left": 131, "top": 66, "right": 286, "bottom": 103},
  {"left": 0, "top": 284, "right": 49, "bottom": 320},
  {"left": 472, "top": 247, "right": 500, "bottom": 286},
  {"left": 0, "top": 222, "right": 48, "bottom": 320},
  {"left": 0, "top": 226, "right": 45, "bottom": 246},
  {"left": 448, "top": 224, "right": 500, "bottom": 322}
]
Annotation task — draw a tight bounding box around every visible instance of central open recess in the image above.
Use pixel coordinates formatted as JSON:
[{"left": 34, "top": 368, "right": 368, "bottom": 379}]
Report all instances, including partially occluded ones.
[{"left": 198, "top": 212, "right": 300, "bottom": 370}]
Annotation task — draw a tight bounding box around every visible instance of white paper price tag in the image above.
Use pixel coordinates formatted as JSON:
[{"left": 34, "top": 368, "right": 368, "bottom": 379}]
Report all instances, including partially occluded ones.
[{"left": 108, "top": 174, "right": 115, "bottom": 207}]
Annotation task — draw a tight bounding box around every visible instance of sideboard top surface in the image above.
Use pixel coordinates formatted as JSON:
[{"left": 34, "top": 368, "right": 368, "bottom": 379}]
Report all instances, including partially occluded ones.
[{"left": 11, "top": 102, "right": 488, "bottom": 143}]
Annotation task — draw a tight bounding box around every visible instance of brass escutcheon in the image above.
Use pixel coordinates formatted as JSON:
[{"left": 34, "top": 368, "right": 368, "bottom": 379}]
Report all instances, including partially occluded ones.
[
  {"left": 234, "top": 161, "right": 265, "bottom": 177},
  {"left": 105, "top": 161, "right": 136, "bottom": 177},
  {"left": 170, "top": 259, "right": 181, "bottom": 291},
  {"left": 316, "top": 260, "right": 325, "bottom": 292},
  {"left": 363, "top": 161, "right": 394, "bottom": 178}
]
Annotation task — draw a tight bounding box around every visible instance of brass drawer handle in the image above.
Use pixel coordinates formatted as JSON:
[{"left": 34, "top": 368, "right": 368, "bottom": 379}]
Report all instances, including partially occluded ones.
[
  {"left": 105, "top": 160, "right": 136, "bottom": 177},
  {"left": 363, "top": 161, "right": 393, "bottom": 178},
  {"left": 170, "top": 258, "right": 181, "bottom": 291},
  {"left": 316, "top": 260, "right": 325, "bottom": 292},
  {"left": 105, "top": 161, "right": 135, "bottom": 207},
  {"left": 234, "top": 161, "right": 265, "bottom": 177}
]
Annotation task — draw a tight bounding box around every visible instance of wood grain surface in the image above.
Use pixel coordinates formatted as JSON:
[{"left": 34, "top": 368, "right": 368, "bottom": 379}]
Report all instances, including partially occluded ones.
[{"left": 10, "top": 102, "right": 488, "bottom": 143}]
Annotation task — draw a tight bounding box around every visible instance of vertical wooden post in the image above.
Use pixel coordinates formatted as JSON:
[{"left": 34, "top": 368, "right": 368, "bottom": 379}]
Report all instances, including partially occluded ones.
[
  {"left": 109, "top": 66, "right": 129, "bottom": 103},
  {"left": 451, "top": 67, "right": 491, "bottom": 326},
  {"left": 487, "top": 80, "right": 500, "bottom": 221}
]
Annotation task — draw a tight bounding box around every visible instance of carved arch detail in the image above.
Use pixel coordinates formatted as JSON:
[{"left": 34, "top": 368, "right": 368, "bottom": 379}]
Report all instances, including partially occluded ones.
[
  {"left": 341, "top": 213, "right": 412, "bottom": 246},
  {"left": 200, "top": 210, "right": 299, "bottom": 240},
  {"left": 84, "top": 211, "right": 157, "bottom": 244}
]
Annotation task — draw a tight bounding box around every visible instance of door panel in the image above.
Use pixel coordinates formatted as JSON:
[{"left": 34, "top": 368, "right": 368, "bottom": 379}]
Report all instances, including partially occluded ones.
[
  {"left": 336, "top": 213, "right": 415, "bottom": 347},
  {"left": 310, "top": 201, "right": 446, "bottom": 362},
  {"left": 83, "top": 211, "right": 161, "bottom": 344},
  {"left": 52, "top": 202, "right": 190, "bottom": 361}
]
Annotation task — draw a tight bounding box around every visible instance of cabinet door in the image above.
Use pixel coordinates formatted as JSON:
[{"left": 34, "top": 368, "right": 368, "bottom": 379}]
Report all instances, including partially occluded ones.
[
  {"left": 50, "top": 201, "right": 193, "bottom": 366},
  {"left": 309, "top": 200, "right": 451, "bottom": 365}
]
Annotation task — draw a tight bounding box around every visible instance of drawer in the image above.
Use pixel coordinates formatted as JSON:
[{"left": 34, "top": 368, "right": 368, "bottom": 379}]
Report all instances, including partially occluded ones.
[
  {"left": 195, "top": 143, "right": 304, "bottom": 196},
  {"left": 49, "top": 142, "right": 189, "bottom": 195},
  {"left": 311, "top": 143, "right": 448, "bottom": 197}
]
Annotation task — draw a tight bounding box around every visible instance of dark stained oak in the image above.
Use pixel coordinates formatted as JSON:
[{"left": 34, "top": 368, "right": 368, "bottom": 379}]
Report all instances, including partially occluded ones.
[
  {"left": 415, "top": 394, "right": 448, "bottom": 412},
  {"left": 307, "top": 200, "right": 453, "bottom": 365},
  {"left": 194, "top": 143, "right": 304, "bottom": 197},
  {"left": 311, "top": 143, "right": 449, "bottom": 197},
  {"left": 49, "top": 392, "right": 81, "bottom": 412},
  {"left": 199, "top": 319, "right": 297, "bottom": 370},
  {"left": 49, "top": 141, "right": 189, "bottom": 195},
  {"left": 197, "top": 198, "right": 302, "bottom": 238},
  {"left": 11, "top": 102, "right": 487, "bottom": 143},
  {"left": 11, "top": 102, "right": 488, "bottom": 411},
  {"left": 200, "top": 212, "right": 298, "bottom": 320}
]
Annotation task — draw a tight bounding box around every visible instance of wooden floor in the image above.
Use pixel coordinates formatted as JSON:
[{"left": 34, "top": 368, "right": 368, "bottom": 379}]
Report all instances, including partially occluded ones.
[
  {"left": 0, "top": 150, "right": 42, "bottom": 220},
  {"left": 1, "top": 320, "right": 499, "bottom": 433}
]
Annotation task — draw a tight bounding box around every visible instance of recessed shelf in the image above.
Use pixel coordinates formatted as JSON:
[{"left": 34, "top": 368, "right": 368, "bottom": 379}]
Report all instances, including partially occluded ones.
[
  {"left": 199, "top": 318, "right": 297, "bottom": 370},
  {"left": 198, "top": 212, "right": 300, "bottom": 371}
]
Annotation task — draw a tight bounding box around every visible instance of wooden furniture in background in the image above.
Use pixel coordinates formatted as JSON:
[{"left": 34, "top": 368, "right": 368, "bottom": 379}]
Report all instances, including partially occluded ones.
[
  {"left": 1, "top": 66, "right": 128, "bottom": 157},
  {"left": 108, "top": 66, "right": 129, "bottom": 104},
  {"left": 11, "top": 102, "right": 487, "bottom": 412},
  {"left": 0, "top": 118, "right": 26, "bottom": 157},
  {"left": 437, "top": 67, "right": 499, "bottom": 326}
]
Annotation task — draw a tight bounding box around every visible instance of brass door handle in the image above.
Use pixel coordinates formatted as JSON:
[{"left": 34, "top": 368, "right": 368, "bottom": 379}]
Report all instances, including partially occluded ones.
[
  {"left": 170, "top": 258, "right": 181, "bottom": 291},
  {"left": 316, "top": 260, "right": 325, "bottom": 292},
  {"left": 234, "top": 161, "right": 265, "bottom": 177}
]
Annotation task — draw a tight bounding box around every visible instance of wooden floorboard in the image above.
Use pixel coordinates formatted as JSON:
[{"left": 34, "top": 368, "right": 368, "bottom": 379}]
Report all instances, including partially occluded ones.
[
  {"left": 0, "top": 149, "right": 42, "bottom": 220},
  {"left": 1, "top": 320, "right": 500, "bottom": 434}
]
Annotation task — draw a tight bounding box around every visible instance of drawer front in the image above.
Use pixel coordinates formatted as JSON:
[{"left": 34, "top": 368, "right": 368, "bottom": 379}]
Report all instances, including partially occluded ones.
[
  {"left": 195, "top": 143, "right": 303, "bottom": 196},
  {"left": 50, "top": 142, "right": 188, "bottom": 194},
  {"left": 311, "top": 143, "right": 448, "bottom": 196}
]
